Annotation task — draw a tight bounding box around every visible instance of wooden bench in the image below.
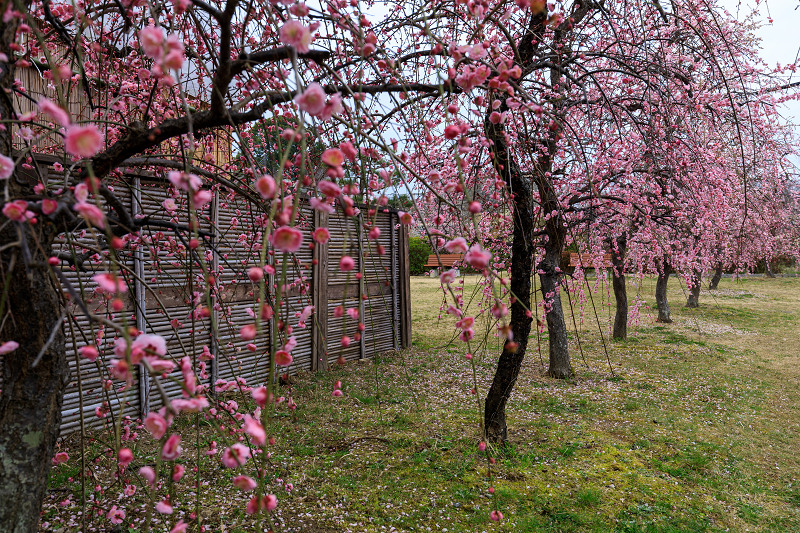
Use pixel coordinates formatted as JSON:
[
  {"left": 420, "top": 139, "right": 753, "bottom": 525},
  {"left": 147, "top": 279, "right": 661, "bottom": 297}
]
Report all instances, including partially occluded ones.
[
  {"left": 569, "top": 253, "right": 613, "bottom": 268},
  {"left": 424, "top": 253, "right": 465, "bottom": 268}
]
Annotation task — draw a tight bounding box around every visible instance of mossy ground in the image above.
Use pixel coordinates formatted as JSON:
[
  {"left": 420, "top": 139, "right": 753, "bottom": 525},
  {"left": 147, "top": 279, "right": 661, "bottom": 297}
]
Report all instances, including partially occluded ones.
[{"left": 43, "top": 275, "right": 800, "bottom": 531}]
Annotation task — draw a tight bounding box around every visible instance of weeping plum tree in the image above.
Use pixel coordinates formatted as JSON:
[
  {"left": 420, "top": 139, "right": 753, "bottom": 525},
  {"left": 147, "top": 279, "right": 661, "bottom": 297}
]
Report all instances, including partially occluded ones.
[
  {"left": 406, "top": 0, "right": 799, "bottom": 443},
  {"left": 1, "top": 0, "right": 799, "bottom": 529}
]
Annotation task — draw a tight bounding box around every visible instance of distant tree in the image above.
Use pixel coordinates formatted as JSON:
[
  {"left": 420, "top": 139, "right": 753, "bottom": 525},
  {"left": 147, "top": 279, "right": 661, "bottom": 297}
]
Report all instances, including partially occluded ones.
[{"left": 408, "top": 237, "right": 432, "bottom": 275}]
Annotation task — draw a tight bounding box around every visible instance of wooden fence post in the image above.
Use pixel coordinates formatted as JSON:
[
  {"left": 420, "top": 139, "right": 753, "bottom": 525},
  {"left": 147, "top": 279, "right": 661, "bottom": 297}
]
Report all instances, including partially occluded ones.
[
  {"left": 209, "top": 190, "right": 220, "bottom": 387},
  {"left": 132, "top": 176, "right": 150, "bottom": 416},
  {"left": 398, "top": 223, "right": 412, "bottom": 348},
  {"left": 312, "top": 210, "right": 329, "bottom": 371},
  {"left": 358, "top": 215, "right": 366, "bottom": 360}
]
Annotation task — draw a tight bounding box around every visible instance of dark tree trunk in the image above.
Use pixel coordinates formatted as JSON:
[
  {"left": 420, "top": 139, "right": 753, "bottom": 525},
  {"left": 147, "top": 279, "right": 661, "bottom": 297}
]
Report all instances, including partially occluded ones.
[
  {"left": 0, "top": 11, "right": 68, "bottom": 531},
  {"left": 482, "top": 176, "right": 534, "bottom": 443},
  {"left": 540, "top": 244, "right": 571, "bottom": 378},
  {"left": 482, "top": 101, "right": 536, "bottom": 443},
  {"left": 655, "top": 260, "right": 672, "bottom": 323},
  {"left": 610, "top": 235, "right": 628, "bottom": 340},
  {"left": 483, "top": 4, "right": 585, "bottom": 442},
  {"left": 765, "top": 259, "right": 775, "bottom": 278},
  {"left": 686, "top": 270, "right": 701, "bottom": 308},
  {"left": 709, "top": 262, "right": 723, "bottom": 289}
]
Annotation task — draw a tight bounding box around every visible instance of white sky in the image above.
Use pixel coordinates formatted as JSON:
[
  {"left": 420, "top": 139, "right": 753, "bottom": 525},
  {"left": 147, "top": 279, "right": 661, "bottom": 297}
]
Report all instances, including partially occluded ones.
[{"left": 719, "top": 0, "right": 800, "bottom": 127}]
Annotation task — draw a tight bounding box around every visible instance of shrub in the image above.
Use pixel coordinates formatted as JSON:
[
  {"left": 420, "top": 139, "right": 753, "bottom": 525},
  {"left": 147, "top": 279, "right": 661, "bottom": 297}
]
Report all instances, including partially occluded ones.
[{"left": 409, "top": 236, "right": 432, "bottom": 275}]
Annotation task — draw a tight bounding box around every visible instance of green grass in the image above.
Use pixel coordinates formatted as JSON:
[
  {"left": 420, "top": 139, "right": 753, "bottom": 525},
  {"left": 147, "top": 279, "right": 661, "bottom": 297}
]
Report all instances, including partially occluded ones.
[{"left": 42, "top": 274, "right": 800, "bottom": 532}]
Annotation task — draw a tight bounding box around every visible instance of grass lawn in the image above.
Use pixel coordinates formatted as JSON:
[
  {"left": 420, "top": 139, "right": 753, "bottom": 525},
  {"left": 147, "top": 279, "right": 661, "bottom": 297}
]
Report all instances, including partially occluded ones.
[{"left": 43, "top": 274, "right": 800, "bottom": 532}]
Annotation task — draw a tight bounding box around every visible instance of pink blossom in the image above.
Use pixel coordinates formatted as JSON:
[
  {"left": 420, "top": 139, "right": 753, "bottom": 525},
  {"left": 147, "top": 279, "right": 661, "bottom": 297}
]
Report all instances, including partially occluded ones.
[
  {"left": 172, "top": 464, "right": 185, "bottom": 481},
  {"left": 339, "top": 255, "right": 355, "bottom": 271},
  {"left": 295, "top": 83, "right": 327, "bottom": 116},
  {"left": 107, "top": 505, "right": 125, "bottom": 525},
  {"left": 0, "top": 154, "right": 14, "bottom": 180},
  {"left": 65, "top": 124, "right": 103, "bottom": 158},
  {"left": 319, "top": 94, "right": 343, "bottom": 120},
  {"left": 275, "top": 350, "right": 293, "bottom": 366},
  {"left": 155, "top": 500, "right": 173, "bottom": 514},
  {"left": 271, "top": 226, "right": 303, "bottom": 253},
  {"left": 167, "top": 171, "right": 202, "bottom": 192},
  {"left": 310, "top": 197, "right": 335, "bottom": 213},
  {"left": 146, "top": 357, "right": 176, "bottom": 374},
  {"left": 318, "top": 180, "right": 341, "bottom": 198},
  {"left": 264, "top": 494, "right": 278, "bottom": 511},
  {"left": 123, "top": 484, "right": 136, "bottom": 496},
  {"left": 38, "top": 98, "right": 70, "bottom": 126},
  {"left": 321, "top": 148, "right": 344, "bottom": 167},
  {"left": 109, "top": 359, "right": 132, "bottom": 381},
  {"left": 162, "top": 198, "right": 177, "bottom": 211},
  {"left": 332, "top": 389, "right": 343, "bottom": 397},
  {"left": 118, "top": 448, "right": 133, "bottom": 468},
  {"left": 163, "top": 49, "right": 184, "bottom": 70},
  {"left": 171, "top": 397, "right": 209, "bottom": 413},
  {"left": 52, "top": 451, "right": 69, "bottom": 465},
  {"left": 41, "top": 199, "right": 57, "bottom": 215},
  {"left": 3, "top": 200, "right": 34, "bottom": 222},
  {"left": 161, "top": 434, "right": 182, "bottom": 460},
  {"left": 256, "top": 174, "right": 276, "bottom": 199},
  {"left": 444, "top": 237, "right": 468, "bottom": 253},
  {"left": 252, "top": 386, "right": 269, "bottom": 408},
  {"left": 139, "top": 466, "right": 156, "bottom": 486},
  {"left": 0, "top": 341, "right": 19, "bottom": 355},
  {"left": 240, "top": 324, "right": 257, "bottom": 341},
  {"left": 139, "top": 27, "right": 164, "bottom": 59},
  {"left": 94, "top": 273, "right": 127, "bottom": 294},
  {"left": 399, "top": 211, "right": 413, "bottom": 224},
  {"left": 74, "top": 202, "right": 106, "bottom": 228},
  {"left": 248, "top": 267, "right": 264, "bottom": 282},
  {"left": 465, "top": 244, "right": 491, "bottom": 270},
  {"left": 221, "top": 443, "right": 250, "bottom": 468},
  {"left": 280, "top": 20, "right": 313, "bottom": 53},
  {"left": 144, "top": 412, "right": 169, "bottom": 439},
  {"left": 170, "top": 520, "right": 188, "bottom": 533},
  {"left": 440, "top": 269, "right": 457, "bottom": 285},
  {"left": 132, "top": 334, "right": 167, "bottom": 357},
  {"left": 490, "top": 510, "right": 504, "bottom": 521},
  {"left": 243, "top": 415, "right": 266, "bottom": 445},
  {"left": 193, "top": 189, "right": 212, "bottom": 208},
  {"left": 232, "top": 475, "right": 257, "bottom": 491},
  {"left": 339, "top": 141, "right": 357, "bottom": 161}
]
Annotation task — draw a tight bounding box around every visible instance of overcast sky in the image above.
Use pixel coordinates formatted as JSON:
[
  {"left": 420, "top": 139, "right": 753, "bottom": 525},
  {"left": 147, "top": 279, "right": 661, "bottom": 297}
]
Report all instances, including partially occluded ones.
[{"left": 719, "top": 0, "right": 800, "bottom": 127}]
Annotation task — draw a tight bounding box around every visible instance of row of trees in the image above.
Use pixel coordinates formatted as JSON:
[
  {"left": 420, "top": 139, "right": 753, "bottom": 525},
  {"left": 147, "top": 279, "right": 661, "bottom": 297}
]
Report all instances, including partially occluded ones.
[{"left": 0, "top": 0, "right": 797, "bottom": 530}]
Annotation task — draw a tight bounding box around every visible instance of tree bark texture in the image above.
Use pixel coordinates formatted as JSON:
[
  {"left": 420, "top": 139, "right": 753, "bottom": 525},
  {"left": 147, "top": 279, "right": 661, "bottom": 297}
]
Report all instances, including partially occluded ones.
[
  {"left": 610, "top": 235, "right": 628, "bottom": 340},
  {"left": 709, "top": 262, "right": 723, "bottom": 289},
  {"left": 482, "top": 103, "right": 535, "bottom": 443},
  {"left": 0, "top": 10, "right": 68, "bottom": 531},
  {"left": 686, "top": 270, "right": 701, "bottom": 308},
  {"left": 655, "top": 260, "right": 672, "bottom": 323}
]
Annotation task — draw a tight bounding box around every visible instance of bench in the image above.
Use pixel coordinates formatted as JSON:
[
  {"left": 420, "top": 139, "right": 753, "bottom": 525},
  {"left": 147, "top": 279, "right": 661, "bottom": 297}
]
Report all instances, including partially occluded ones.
[
  {"left": 424, "top": 253, "right": 465, "bottom": 268},
  {"left": 569, "top": 253, "right": 613, "bottom": 268}
]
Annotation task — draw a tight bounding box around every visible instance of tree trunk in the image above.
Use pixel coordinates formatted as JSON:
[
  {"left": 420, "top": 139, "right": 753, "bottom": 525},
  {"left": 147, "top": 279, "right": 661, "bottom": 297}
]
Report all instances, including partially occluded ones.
[
  {"left": 655, "top": 260, "right": 672, "bottom": 323},
  {"left": 482, "top": 99, "right": 536, "bottom": 443},
  {"left": 709, "top": 262, "right": 723, "bottom": 289},
  {"left": 482, "top": 181, "right": 534, "bottom": 444},
  {"left": 610, "top": 235, "right": 628, "bottom": 340},
  {"left": 686, "top": 270, "right": 701, "bottom": 308},
  {"left": 540, "top": 246, "right": 571, "bottom": 378},
  {"left": 765, "top": 259, "right": 775, "bottom": 278},
  {"left": 0, "top": 12, "right": 68, "bottom": 530}
]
